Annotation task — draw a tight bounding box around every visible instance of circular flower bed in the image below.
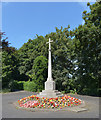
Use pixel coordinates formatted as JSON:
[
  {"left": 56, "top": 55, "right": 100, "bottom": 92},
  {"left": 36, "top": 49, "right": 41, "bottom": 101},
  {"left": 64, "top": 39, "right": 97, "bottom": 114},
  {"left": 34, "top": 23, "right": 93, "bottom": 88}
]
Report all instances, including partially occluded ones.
[{"left": 18, "top": 95, "right": 82, "bottom": 109}]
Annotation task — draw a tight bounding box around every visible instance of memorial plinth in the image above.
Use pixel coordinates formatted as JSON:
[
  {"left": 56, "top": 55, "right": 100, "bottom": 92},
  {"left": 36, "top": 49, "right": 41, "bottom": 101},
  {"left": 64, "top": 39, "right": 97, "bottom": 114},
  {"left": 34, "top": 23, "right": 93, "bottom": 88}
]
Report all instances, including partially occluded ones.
[{"left": 37, "top": 38, "right": 63, "bottom": 98}]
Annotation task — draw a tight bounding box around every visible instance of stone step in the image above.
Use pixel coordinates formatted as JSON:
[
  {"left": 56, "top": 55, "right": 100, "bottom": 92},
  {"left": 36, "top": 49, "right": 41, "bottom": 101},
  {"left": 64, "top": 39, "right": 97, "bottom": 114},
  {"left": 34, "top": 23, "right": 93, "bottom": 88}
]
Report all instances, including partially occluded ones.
[
  {"left": 37, "top": 89, "right": 63, "bottom": 98},
  {"left": 41, "top": 90, "right": 62, "bottom": 94},
  {"left": 40, "top": 91, "right": 61, "bottom": 95}
]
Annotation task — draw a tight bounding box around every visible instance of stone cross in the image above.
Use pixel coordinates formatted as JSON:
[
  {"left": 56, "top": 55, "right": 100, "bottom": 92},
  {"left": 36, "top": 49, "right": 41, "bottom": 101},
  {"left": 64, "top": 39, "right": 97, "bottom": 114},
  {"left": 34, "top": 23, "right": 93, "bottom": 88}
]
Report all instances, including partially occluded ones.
[
  {"left": 46, "top": 38, "right": 53, "bottom": 81},
  {"left": 37, "top": 38, "right": 63, "bottom": 98}
]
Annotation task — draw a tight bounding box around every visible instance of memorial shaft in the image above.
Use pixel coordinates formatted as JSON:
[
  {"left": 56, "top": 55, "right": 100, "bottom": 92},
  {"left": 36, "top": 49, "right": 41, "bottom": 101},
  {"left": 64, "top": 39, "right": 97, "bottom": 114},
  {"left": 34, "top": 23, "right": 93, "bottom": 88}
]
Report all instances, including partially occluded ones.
[
  {"left": 37, "top": 38, "right": 63, "bottom": 97},
  {"left": 48, "top": 38, "right": 52, "bottom": 80}
]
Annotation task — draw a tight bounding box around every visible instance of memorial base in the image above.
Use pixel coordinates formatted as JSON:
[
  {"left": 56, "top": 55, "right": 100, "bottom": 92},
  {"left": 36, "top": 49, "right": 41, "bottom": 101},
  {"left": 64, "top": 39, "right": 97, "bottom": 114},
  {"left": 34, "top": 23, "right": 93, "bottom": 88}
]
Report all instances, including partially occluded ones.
[
  {"left": 37, "top": 90, "right": 63, "bottom": 98},
  {"left": 37, "top": 80, "right": 63, "bottom": 98}
]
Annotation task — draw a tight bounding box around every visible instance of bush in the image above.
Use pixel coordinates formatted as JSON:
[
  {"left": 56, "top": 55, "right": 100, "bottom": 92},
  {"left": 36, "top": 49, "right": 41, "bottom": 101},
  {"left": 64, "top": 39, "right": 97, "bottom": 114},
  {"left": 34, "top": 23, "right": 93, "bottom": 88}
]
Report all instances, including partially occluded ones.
[
  {"left": 61, "top": 91, "right": 66, "bottom": 94},
  {"left": 70, "top": 89, "right": 77, "bottom": 94},
  {"left": 8, "top": 80, "right": 24, "bottom": 92},
  {"left": 8, "top": 80, "right": 19, "bottom": 91},
  {"left": 1, "top": 88, "right": 11, "bottom": 93},
  {"left": 23, "top": 81, "right": 37, "bottom": 92},
  {"left": 17, "top": 81, "right": 25, "bottom": 90},
  {"left": 79, "top": 88, "right": 99, "bottom": 96},
  {"left": 2, "top": 80, "right": 38, "bottom": 92}
]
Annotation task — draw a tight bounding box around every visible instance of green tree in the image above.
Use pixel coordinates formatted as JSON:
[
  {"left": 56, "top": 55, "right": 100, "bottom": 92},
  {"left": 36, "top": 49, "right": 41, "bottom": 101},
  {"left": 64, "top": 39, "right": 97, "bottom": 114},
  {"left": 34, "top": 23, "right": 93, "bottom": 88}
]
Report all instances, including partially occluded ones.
[
  {"left": 18, "top": 36, "right": 47, "bottom": 80},
  {"left": 2, "top": 51, "right": 19, "bottom": 89},
  {"left": 73, "top": 2, "right": 101, "bottom": 96},
  {"left": 0, "top": 32, "right": 20, "bottom": 91},
  {"left": 45, "top": 26, "right": 75, "bottom": 92},
  {"left": 32, "top": 56, "right": 48, "bottom": 91},
  {"left": 18, "top": 27, "right": 75, "bottom": 92}
]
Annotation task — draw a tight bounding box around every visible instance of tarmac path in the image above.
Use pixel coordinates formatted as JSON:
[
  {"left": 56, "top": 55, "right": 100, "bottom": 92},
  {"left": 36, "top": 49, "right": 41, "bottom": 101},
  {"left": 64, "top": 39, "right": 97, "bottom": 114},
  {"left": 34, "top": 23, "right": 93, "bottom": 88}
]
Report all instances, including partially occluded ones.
[{"left": 1, "top": 91, "right": 100, "bottom": 119}]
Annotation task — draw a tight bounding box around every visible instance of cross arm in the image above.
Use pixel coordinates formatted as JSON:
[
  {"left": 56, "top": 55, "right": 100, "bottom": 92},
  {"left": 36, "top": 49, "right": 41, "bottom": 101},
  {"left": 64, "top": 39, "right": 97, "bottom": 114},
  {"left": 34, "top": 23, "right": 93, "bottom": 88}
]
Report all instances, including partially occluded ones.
[{"left": 46, "top": 40, "right": 53, "bottom": 44}]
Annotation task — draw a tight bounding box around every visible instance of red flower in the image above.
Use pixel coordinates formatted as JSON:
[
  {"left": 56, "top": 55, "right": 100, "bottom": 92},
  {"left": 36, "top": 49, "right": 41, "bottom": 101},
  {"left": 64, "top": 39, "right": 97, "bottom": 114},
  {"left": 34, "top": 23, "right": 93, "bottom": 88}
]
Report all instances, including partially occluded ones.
[
  {"left": 57, "top": 104, "right": 59, "bottom": 107},
  {"left": 68, "top": 104, "right": 70, "bottom": 106},
  {"left": 55, "top": 97, "right": 58, "bottom": 100},
  {"left": 71, "top": 102, "right": 73, "bottom": 104},
  {"left": 53, "top": 104, "right": 55, "bottom": 107},
  {"left": 36, "top": 97, "right": 39, "bottom": 99}
]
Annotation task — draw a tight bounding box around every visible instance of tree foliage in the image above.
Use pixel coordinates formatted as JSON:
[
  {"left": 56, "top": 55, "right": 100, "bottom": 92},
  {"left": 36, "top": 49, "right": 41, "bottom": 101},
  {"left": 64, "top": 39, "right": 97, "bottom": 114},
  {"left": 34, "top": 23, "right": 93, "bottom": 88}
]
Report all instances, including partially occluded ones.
[
  {"left": 73, "top": 2, "right": 101, "bottom": 96},
  {"left": 18, "top": 26, "right": 75, "bottom": 92},
  {"left": 32, "top": 56, "right": 48, "bottom": 91},
  {"left": 1, "top": 2, "right": 101, "bottom": 96},
  {"left": 1, "top": 32, "right": 21, "bottom": 91}
]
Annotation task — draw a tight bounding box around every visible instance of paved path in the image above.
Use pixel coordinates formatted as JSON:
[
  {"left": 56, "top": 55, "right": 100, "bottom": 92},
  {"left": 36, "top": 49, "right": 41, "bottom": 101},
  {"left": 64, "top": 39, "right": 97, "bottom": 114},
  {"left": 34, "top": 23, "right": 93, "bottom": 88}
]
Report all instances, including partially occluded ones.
[{"left": 1, "top": 91, "right": 100, "bottom": 118}]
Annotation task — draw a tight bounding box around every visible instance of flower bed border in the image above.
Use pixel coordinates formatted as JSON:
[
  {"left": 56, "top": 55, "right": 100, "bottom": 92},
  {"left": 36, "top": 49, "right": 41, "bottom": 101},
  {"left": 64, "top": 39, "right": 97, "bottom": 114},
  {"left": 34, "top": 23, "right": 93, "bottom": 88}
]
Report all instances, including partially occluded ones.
[{"left": 13, "top": 100, "right": 87, "bottom": 112}]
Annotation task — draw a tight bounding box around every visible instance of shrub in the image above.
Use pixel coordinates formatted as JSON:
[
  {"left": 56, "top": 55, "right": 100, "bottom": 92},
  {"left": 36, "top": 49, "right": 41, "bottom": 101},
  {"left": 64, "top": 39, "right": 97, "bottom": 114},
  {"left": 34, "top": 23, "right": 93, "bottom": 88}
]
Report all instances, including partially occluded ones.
[
  {"left": 17, "top": 81, "right": 25, "bottom": 90},
  {"left": 61, "top": 91, "right": 66, "bottom": 94},
  {"left": 8, "top": 80, "right": 19, "bottom": 91},
  {"left": 1, "top": 88, "right": 10, "bottom": 93},
  {"left": 8, "top": 80, "right": 24, "bottom": 92},
  {"left": 23, "top": 81, "right": 37, "bottom": 92},
  {"left": 70, "top": 89, "right": 77, "bottom": 94}
]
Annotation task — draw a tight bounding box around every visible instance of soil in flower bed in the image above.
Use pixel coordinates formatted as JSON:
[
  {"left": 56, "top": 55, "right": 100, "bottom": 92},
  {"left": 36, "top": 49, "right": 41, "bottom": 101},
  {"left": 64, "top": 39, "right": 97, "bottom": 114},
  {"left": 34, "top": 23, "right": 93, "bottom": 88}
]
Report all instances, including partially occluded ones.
[{"left": 18, "top": 95, "right": 82, "bottom": 109}]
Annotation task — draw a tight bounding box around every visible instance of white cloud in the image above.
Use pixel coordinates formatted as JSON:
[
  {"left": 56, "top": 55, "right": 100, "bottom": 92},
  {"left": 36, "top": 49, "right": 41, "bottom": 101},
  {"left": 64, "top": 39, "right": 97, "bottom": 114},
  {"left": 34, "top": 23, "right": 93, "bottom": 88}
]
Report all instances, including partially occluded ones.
[{"left": 82, "top": 20, "right": 85, "bottom": 25}]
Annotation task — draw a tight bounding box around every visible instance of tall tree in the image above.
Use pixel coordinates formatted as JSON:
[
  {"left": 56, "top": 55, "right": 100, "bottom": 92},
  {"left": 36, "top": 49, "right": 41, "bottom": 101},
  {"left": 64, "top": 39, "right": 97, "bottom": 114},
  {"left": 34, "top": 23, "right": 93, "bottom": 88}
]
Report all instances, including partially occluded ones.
[
  {"left": 18, "top": 36, "right": 47, "bottom": 81},
  {"left": 32, "top": 56, "right": 48, "bottom": 91},
  {"left": 18, "top": 26, "right": 75, "bottom": 92},
  {"left": 1, "top": 32, "right": 20, "bottom": 91},
  {"left": 0, "top": 31, "right": 16, "bottom": 53},
  {"left": 45, "top": 26, "right": 75, "bottom": 92},
  {"left": 73, "top": 2, "right": 101, "bottom": 96}
]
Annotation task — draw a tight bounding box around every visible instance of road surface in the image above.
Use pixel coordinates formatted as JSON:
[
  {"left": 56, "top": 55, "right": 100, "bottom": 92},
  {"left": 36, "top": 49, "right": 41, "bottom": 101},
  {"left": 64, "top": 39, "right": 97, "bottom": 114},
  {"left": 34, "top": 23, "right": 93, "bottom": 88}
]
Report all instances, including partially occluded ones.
[{"left": 1, "top": 91, "right": 100, "bottom": 119}]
